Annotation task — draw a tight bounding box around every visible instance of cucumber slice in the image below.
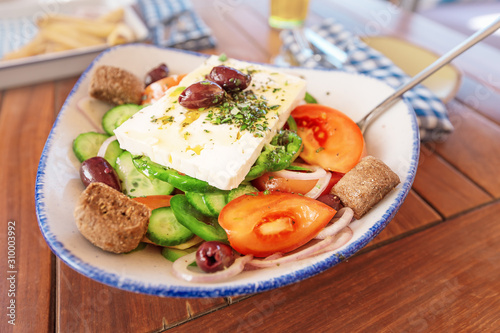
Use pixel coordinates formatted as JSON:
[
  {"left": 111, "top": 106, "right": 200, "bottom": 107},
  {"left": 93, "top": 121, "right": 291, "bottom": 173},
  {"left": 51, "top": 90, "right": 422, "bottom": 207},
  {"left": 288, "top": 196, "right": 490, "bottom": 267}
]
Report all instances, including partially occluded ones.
[
  {"left": 161, "top": 246, "right": 197, "bottom": 263},
  {"left": 147, "top": 207, "right": 194, "bottom": 246},
  {"left": 185, "top": 192, "right": 213, "bottom": 216},
  {"left": 228, "top": 184, "right": 258, "bottom": 202},
  {"left": 115, "top": 151, "right": 174, "bottom": 197},
  {"left": 73, "top": 132, "right": 108, "bottom": 162},
  {"left": 72, "top": 131, "right": 123, "bottom": 166},
  {"left": 103, "top": 140, "right": 123, "bottom": 168},
  {"left": 203, "top": 192, "right": 228, "bottom": 216},
  {"left": 102, "top": 104, "right": 142, "bottom": 136},
  {"left": 186, "top": 185, "right": 256, "bottom": 216}
]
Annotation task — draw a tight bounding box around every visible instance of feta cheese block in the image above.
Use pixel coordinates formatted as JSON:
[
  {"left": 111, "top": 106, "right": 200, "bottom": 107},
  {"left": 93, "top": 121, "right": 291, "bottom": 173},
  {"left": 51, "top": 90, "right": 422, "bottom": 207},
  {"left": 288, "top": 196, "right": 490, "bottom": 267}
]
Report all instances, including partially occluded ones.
[{"left": 114, "top": 56, "right": 307, "bottom": 190}]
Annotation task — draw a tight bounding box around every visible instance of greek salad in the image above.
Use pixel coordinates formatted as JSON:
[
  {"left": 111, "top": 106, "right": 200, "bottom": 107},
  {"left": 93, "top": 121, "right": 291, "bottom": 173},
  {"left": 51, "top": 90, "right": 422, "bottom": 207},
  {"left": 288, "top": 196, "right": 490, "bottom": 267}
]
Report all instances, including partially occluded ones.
[{"left": 72, "top": 54, "right": 372, "bottom": 283}]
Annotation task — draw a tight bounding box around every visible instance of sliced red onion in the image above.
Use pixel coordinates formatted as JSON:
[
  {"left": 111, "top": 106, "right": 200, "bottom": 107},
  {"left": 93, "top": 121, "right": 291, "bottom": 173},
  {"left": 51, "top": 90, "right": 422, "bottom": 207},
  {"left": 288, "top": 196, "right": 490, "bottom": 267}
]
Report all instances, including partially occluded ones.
[
  {"left": 269, "top": 163, "right": 326, "bottom": 180},
  {"left": 263, "top": 253, "right": 284, "bottom": 260},
  {"left": 318, "top": 227, "right": 353, "bottom": 253},
  {"left": 315, "top": 207, "right": 354, "bottom": 239},
  {"left": 247, "top": 227, "right": 353, "bottom": 269},
  {"left": 97, "top": 135, "right": 116, "bottom": 158},
  {"left": 244, "top": 252, "right": 284, "bottom": 271},
  {"left": 172, "top": 252, "right": 253, "bottom": 283},
  {"left": 304, "top": 172, "right": 332, "bottom": 199}
]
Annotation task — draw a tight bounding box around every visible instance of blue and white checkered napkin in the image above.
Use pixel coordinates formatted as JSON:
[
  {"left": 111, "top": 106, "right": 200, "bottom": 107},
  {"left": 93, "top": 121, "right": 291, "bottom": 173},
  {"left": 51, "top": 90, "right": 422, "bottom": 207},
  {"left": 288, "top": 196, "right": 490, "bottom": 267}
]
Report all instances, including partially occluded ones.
[
  {"left": 281, "top": 19, "right": 454, "bottom": 142},
  {"left": 0, "top": 18, "right": 37, "bottom": 59},
  {"left": 137, "top": 0, "right": 216, "bottom": 51}
]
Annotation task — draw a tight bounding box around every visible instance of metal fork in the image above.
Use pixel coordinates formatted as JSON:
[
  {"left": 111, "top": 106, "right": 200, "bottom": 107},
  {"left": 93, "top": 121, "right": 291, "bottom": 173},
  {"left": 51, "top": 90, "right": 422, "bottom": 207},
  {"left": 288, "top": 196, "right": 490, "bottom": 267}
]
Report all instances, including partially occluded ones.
[
  {"left": 292, "top": 28, "right": 344, "bottom": 68},
  {"left": 292, "top": 28, "right": 323, "bottom": 63}
]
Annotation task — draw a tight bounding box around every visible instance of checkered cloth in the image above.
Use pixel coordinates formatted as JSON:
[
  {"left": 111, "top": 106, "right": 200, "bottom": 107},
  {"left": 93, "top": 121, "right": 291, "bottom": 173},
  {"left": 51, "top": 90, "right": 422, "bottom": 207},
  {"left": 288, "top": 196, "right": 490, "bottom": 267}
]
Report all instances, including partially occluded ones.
[
  {"left": 137, "top": 0, "right": 216, "bottom": 51},
  {"left": 281, "top": 18, "right": 454, "bottom": 142},
  {"left": 0, "top": 18, "right": 38, "bottom": 60}
]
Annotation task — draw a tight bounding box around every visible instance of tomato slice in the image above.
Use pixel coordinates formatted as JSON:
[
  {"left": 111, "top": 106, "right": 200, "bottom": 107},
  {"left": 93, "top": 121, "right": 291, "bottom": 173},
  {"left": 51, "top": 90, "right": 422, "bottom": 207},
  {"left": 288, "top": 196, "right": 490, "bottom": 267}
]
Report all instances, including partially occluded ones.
[
  {"left": 218, "top": 192, "right": 336, "bottom": 257},
  {"left": 291, "top": 104, "right": 365, "bottom": 173},
  {"left": 132, "top": 195, "right": 172, "bottom": 210},
  {"left": 141, "top": 74, "right": 186, "bottom": 105}
]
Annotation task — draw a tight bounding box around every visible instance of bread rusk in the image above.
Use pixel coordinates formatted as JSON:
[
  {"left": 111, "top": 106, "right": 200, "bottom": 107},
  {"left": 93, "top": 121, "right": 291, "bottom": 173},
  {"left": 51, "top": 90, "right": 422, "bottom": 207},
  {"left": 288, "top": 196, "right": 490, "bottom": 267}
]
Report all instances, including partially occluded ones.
[
  {"left": 331, "top": 156, "right": 400, "bottom": 219},
  {"left": 74, "top": 182, "right": 150, "bottom": 253},
  {"left": 89, "top": 65, "right": 143, "bottom": 105}
]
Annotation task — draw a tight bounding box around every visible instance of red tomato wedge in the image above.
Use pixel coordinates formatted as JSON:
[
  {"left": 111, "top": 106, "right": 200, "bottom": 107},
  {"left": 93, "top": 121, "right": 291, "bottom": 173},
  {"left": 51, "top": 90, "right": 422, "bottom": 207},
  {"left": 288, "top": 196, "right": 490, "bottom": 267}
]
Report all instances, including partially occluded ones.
[
  {"left": 291, "top": 104, "right": 366, "bottom": 173},
  {"left": 132, "top": 195, "right": 172, "bottom": 210},
  {"left": 218, "top": 192, "right": 336, "bottom": 257},
  {"left": 141, "top": 74, "right": 186, "bottom": 105}
]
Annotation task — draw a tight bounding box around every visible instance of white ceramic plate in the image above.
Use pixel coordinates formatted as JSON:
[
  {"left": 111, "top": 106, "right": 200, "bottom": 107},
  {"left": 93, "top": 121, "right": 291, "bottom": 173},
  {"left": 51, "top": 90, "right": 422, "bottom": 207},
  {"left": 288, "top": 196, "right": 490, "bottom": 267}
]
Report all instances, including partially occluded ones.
[
  {"left": 0, "top": 0, "right": 147, "bottom": 89},
  {"left": 35, "top": 44, "right": 419, "bottom": 297},
  {"left": 361, "top": 36, "right": 462, "bottom": 103}
]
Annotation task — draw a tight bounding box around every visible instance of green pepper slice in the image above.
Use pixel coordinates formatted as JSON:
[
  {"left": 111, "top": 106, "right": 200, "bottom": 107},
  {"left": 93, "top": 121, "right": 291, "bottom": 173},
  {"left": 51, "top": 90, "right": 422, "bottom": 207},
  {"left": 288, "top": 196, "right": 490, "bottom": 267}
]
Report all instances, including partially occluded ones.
[
  {"left": 170, "top": 195, "right": 228, "bottom": 242},
  {"left": 132, "top": 155, "right": 219, "bottom": 193},
  {"left": 304, "top": 91, "right": 318, "bottom": 104},
  {"left": 245, "top": 130, "right": 303, "bottom": 181},
  {"left": 287, "top": 115, "right": 298, "bottom": 132}
]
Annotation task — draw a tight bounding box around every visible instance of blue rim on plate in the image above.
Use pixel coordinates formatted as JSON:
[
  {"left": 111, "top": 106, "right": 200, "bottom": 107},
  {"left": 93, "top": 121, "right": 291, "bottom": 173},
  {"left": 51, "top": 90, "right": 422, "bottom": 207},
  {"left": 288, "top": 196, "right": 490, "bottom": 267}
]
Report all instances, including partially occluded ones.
[{"left": 35, "top": 44, "right": 420, "bottom": 298}]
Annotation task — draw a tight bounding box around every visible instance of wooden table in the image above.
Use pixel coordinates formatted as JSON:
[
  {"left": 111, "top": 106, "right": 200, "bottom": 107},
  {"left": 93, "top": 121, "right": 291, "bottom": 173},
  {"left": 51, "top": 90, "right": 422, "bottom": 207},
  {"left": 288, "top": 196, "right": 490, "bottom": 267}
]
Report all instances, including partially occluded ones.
[{"left": 1, "top": 0, "right": 499, "bottom": 331}]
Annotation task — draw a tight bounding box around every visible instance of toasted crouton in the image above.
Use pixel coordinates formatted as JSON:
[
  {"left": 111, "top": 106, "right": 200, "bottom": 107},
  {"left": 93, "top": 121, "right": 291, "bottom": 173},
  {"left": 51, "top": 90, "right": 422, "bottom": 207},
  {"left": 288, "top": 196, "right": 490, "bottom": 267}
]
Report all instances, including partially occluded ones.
[
  {"left": 331, "top": 156, "right": 400, "bottom": 219},
  {"left": 74, "top": 182, "right": 150, "bottom": 253},
  {"left": 89, "top": 65, "right": 143, "bottom": 105}
]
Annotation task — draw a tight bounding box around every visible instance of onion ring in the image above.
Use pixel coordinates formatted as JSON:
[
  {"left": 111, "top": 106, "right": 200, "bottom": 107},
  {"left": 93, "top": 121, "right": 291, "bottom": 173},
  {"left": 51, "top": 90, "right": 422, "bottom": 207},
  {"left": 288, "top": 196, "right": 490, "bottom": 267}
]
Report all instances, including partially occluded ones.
[
  {"left": 269, "top": 163, "right": 326, "bottom": 180},
  {"left": 313, "top": 226, "right": 353, "bottom": 254},
  {"left": 97, "top": 135, "right": 116, "bottom": 158},
  {"left": 304, "top": 172, "right": 332, "bottom": 199},
  {"left": 172, "top": 252, "right": 253, "bottom": 283},
  {"left": 315, "top": 207, "right": 354, "bottom": 239},
  {"left": 247, "top": 227, "right": 353, "bottom": 269}
]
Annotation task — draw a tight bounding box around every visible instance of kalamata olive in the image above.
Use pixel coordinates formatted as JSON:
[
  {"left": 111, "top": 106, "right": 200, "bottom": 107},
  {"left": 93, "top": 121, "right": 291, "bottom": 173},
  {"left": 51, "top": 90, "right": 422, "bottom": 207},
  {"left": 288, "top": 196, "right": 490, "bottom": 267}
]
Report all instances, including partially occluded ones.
[
  {"left": 178, "top": 81, "right": 226, "bottom": 109},
  {"left": 80, "top": 156, "right": 121, "bottom": 192},
  {"left": 317, "top": 194, "right": 343, "bottom": 211},
  {"left": 207, "top": 65, "right": 251, "bottom": 92},
  {"left": 196, "top": 241, "right": 235, "bottom": 273},
  {"left": 145, "top": 63, "right": 169, "bottom": 86}
]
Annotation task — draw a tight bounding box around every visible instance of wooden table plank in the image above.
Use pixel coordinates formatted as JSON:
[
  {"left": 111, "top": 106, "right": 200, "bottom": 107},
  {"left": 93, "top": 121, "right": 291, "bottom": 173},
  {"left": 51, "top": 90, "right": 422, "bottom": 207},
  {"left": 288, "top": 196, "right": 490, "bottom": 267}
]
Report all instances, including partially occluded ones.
[
  {"left": 0, "top": 83, "right": 56, "bottom": 332},
  {"left": 168, "top": 201, "right": 500, "bottom": 332},
  {"left": 412, "top": 145, "right": 493, "bottom": 217},
  {"left": 434, "top": 100, "right": 500, "bottom": 198},
  {"left": 57, "top": 260, "right": 226, "bottom": 333},
  {"left": 54, "top": 77, "right": 79, "bottom": 112},
  {"left": 456, "top": 76, "right": 500, "bottom": 126},
  {"left": 419, "top": 2, "right": 500, "bottom": 50},
  {"left": 366, "top": 189, "right": 441, "bottom": 249}
]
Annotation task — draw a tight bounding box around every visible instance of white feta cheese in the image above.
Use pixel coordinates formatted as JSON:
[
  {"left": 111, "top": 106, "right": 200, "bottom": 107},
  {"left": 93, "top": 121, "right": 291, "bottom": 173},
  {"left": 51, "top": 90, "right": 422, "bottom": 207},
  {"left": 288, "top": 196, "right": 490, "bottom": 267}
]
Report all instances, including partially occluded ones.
[{"left": 114, "top": 56, "right": 306, "bottom": 190}]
